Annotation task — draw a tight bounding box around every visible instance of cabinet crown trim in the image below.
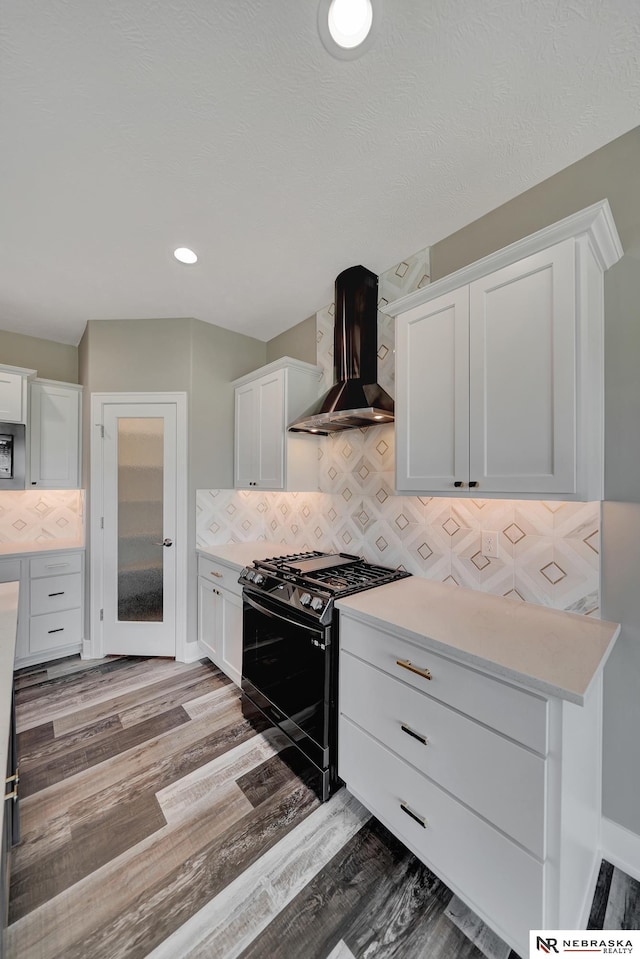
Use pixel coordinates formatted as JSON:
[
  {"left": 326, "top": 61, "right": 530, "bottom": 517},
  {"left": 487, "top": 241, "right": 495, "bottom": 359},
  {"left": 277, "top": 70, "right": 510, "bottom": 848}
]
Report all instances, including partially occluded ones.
[
  {"left": 383, "top": 199, "right": 623, "bottom": 317},
  {"left": 231, "top": 356, "right": 321, "bottom": 388},
  {"left": 0, "top": 364, "right": 37, "bottom": 378},
  {"left": 32, "top": 378, "right": 83, "bottom": 391}
]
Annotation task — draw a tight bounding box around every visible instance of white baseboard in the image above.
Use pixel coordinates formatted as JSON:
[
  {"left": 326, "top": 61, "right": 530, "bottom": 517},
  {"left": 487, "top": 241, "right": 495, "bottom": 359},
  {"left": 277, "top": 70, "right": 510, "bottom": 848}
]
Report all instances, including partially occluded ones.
[
  {"left": 601, "top": 816, "right": 640, "bottom": 882},
  {"left": 179, "top": 641, "right": 204, "bottom": 664}
]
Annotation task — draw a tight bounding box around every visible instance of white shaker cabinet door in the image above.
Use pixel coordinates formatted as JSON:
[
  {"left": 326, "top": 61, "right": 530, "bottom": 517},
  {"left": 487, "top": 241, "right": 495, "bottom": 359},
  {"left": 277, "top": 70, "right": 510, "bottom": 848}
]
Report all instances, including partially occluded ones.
[
  {"left": 469, "top": 238, "right": 576, "bottom": 495},
  {"left": 234, "top": 382, "right": 258, "bottom": 489},
  {"left": 256, "top": 369, "right": 285, "bottom": 489},
  {"left": 198, "top": 576, "right": 223, "bottom": 667},
  {"left": 29, "top": 381, "right": 81, "bottom": 489},
  {"left": 0, "top": 372, "right": 25, "bottom": 423},
  {"left": 221, "top": 589, "right": 243, "bottom": 687},
  {"left": 396, "top": 286, "right": 470, "bottom": 493}
]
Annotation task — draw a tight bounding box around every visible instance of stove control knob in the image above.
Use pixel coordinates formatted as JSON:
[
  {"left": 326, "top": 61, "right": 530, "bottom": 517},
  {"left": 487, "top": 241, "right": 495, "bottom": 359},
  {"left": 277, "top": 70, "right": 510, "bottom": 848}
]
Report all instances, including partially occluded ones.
[
  {"left": 300, "top": 592, "right": 312, "bottom": 606},
  {"left": 246, "top": 569, "right": 256, "bottom": 581},
  {"left": 254, "top": 573, "right": 265, "bottom": 585},
  {"left": 310, "top": 597, "right": 324, "bottom": 612}
]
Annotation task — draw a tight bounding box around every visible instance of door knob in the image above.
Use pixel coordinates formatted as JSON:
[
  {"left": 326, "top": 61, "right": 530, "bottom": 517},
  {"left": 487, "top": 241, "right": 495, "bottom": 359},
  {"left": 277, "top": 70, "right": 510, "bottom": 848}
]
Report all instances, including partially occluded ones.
[{"left": 154, "top": 538, "right": 173, "bottom": 547}]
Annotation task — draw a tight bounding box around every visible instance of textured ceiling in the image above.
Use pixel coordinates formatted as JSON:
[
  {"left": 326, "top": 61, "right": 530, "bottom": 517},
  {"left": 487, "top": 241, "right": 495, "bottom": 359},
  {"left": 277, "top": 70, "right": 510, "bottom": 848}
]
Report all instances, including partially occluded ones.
[{"left": 1, "top": 0, "right": 640, "bottom": 346}]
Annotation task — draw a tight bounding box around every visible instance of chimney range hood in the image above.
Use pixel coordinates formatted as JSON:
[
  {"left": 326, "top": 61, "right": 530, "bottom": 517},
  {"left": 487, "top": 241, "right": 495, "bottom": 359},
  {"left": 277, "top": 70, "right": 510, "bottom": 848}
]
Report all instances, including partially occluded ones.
[{"left": 288, "top": 265, "right": 394, "bottom": 435}]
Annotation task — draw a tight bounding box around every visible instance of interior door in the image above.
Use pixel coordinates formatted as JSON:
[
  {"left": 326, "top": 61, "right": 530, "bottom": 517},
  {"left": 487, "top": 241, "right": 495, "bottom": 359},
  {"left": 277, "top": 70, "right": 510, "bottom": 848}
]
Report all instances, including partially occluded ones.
[{"left": 101, "top": 402, "right": 178, "bottom": 656}]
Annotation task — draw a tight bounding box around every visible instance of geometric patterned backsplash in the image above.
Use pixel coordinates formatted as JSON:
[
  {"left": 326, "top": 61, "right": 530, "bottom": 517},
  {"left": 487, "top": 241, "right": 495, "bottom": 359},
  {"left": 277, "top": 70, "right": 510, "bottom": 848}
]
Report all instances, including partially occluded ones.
[
  {"left": 196, "top": 480, "right": 600, "bottom": 616},
  {"left": 196, "top": 243, "right": 600, "bottom": 616},
  {"left": 0, "top": 490, "right": 85, "bottom": 547}
]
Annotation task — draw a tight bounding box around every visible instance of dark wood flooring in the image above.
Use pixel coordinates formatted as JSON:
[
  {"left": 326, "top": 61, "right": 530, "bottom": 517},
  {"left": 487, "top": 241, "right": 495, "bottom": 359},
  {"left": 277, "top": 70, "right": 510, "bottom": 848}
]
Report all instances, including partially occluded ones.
[{"left": 5, "top": 655, "right": 639, "bottom": 959}]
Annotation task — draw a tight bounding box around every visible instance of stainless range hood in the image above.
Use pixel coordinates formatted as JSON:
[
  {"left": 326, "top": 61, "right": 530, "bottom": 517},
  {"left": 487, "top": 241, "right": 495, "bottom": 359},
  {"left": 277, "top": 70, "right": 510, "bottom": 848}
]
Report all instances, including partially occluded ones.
[{"left": 288, "top": 265, "right": 394, "bottom": 435}]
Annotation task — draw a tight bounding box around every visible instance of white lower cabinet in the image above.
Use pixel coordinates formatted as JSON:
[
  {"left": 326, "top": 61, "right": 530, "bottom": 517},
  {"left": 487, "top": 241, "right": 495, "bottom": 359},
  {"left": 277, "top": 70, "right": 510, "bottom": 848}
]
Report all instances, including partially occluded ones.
[
  {"left": 339, "top": 614, "right": 603, "bottom": 957},
  {"left": 9, "top": 550, "right": 85, "bottom": 667},
  {"left": 197, "top": 555, "right": 242, "bottom": 685}
]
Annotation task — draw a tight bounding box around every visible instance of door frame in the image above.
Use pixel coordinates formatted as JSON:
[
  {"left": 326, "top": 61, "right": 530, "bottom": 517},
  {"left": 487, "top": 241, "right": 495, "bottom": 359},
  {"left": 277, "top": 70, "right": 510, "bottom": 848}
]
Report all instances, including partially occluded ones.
[{"left": 89, "top": 392, "right": 188, "bottom": 661}]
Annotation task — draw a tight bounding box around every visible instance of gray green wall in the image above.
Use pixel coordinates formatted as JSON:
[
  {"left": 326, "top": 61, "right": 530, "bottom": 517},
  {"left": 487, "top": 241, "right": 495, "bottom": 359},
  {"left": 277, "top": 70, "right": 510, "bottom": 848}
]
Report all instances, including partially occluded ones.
[
  {"left": 0, "top": 329, "right": 78, "bottom": 382},
  {"left": 266, "top": 315, "right": 317, "bottom": 366},
  {"left": 429, "top": 126, "right": 640, "bottom": 835}
]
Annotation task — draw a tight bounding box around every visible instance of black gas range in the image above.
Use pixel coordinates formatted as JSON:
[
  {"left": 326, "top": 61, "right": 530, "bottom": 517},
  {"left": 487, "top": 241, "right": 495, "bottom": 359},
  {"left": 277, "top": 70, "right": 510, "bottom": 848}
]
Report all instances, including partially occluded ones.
[{"left": 239, "top": 551, "right": 410, "bottom": 800}]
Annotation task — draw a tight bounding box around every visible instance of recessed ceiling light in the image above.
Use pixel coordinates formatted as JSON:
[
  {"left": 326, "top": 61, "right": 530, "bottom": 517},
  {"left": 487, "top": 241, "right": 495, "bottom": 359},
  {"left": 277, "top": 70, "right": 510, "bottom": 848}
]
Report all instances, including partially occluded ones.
[
  {"left": 174, "top": 247, "right": 198, "bottom": 264},
  {"left": 318, "top": 0, "right": 378, "bottom": 60}
]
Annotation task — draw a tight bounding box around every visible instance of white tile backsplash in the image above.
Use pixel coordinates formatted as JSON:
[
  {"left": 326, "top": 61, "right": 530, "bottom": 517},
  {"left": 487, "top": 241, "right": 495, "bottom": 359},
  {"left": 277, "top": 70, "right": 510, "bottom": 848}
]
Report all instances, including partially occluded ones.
[{"left": 0, "top": 490, "right": 84, "bottom": 547}]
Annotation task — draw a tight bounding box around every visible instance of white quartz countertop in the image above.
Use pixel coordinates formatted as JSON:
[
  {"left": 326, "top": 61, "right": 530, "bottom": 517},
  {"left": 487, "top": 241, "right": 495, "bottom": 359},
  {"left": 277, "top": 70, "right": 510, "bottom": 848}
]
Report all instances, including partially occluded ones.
[
  {"left": 197, "top": 542, "right": 294, "bottom": 571},
  {"left": 0, "top": 539, "right": 84, "bottom": 558},
  {"left": 336, "top": 577, "right": 620, "bottom": 705},
  {"left": 0, "top": 581, "right": 20, "bottom": 843}
]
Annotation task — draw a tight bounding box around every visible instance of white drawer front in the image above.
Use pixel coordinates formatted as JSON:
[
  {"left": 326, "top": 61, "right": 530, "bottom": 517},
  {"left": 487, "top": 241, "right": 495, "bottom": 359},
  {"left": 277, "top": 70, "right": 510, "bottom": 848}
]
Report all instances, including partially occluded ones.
[
  {"left": 197, "top": 556, "right": 241, "bottom": 595},
  {"left": 30, "top": 552, "right": 82, "bottom": 579},
  {"left": 340, "top": 717, "right": 543, "bottom": 954},
  {"left": 340, "top": 651, "right": 546, "bottom": 858},
  {"left": 30, "top": 572, "right": 82, "bottom": 616},
  {"left": 340, "top": 616, "right": 548, "bottom": 754},
  {"left": 30, "top": 608, "right": 82, "bottom": 653}
]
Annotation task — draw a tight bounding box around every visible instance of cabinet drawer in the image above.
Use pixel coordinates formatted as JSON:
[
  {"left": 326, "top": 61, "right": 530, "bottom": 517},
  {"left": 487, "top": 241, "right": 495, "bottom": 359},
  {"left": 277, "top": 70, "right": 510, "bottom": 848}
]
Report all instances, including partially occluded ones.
[
  {"left": 29, "top": 608, "right": 82, "bottom": 653},
  {"left": 340, "top": 717, "right": 543, "bottom": 951},
  {"left": 30, "top": 552, "right": 82, "bottom": 579},
  {"left": 197, "top": 556, "right": 241, "bottom": 595},
  {"left": 30, "top": 572, "right": 82, "bottom": 616},
  {"left": 340, "top": 651, "right": 546, "bottom": 857},
  {"left": 340, "top": 617, "right": 548, "bottom": 754}
]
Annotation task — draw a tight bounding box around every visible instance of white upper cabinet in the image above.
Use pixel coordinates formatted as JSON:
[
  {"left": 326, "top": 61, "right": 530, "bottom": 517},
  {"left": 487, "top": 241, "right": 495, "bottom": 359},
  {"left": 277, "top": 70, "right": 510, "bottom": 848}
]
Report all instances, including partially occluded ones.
[
  {"left": 390, "top": 201, "right": 623, "bottom": 500},
  {"left": 0, "top": 365, "right": 36, "bottom": 424},
  {"left": 233, "top": 357, "right": 321, "bottom": 491},
  {"left": 29, "top": 380, "right": 82, "bottom": 489}
]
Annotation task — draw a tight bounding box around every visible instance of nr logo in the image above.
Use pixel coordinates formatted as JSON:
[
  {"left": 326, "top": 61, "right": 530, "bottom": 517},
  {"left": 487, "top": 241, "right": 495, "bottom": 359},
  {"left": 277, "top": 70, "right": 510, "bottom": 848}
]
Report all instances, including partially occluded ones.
[{"left": 536, "top": 938, "right": 560, "bottom": 954}]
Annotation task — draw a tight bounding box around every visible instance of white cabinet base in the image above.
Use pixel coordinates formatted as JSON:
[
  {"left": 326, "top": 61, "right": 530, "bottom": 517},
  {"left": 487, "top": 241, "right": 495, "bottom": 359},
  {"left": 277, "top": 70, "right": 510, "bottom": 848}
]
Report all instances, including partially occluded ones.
[
  {"left": 12, "top": 550, "right": 84, "bottom": 669},
  {"left": 197, "top": 554, "right": 242, "bottom": 685},
  {"left": 339, "top": 612, "right": 604, "bottom": 958}
]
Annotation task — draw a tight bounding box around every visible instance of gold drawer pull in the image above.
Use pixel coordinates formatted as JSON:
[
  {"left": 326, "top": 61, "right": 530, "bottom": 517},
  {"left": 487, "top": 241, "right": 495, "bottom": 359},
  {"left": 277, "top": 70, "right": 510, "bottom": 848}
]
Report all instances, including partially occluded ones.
[
  {"left": 210, "top": 571, "right": 223, "bottom": 578},
  {"left": 5, "top": 768, "right": 19, "bottom": 801},
  {"left": 401, "top": 723, "right": 428, "bottom": 746},
  {"left": 396, "top": 658, "right": 432, "bottom": 681},
  {"left": 400, "top": 801, "right": 427, "bottom": 829}
]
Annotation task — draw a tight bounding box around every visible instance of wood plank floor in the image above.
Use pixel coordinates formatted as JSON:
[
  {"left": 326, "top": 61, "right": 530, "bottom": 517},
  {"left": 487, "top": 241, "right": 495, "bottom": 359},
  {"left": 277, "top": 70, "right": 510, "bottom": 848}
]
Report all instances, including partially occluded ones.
[{"left": 6, "top": 655, "right": 639, "bottom": 959}]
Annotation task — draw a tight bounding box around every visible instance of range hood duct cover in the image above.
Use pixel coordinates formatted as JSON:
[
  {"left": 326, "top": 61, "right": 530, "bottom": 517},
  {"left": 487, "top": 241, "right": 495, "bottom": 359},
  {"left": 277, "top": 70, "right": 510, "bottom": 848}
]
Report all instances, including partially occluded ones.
[{"left": 288, "top": 265, "right": 394, "bottom": 434}]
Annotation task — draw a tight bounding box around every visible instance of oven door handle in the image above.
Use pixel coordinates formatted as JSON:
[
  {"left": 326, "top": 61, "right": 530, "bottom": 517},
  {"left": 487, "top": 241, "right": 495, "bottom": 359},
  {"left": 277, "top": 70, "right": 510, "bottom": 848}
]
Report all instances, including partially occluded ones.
[{"left": 243, "top": 592, "right": 324, "bottom": 634}]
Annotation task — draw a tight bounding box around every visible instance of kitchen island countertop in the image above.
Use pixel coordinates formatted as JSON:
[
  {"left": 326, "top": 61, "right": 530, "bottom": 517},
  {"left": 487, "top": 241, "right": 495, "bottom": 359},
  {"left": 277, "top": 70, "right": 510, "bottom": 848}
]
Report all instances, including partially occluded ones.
[
  {"left": 0, "top": 539, "right": 84, "bottom": 558},
  {"left": 0, "top": 581, "right": 19, "bottom": 843},
  {"left": 337, "top": 576, "right": 620, "bottom": 705}
]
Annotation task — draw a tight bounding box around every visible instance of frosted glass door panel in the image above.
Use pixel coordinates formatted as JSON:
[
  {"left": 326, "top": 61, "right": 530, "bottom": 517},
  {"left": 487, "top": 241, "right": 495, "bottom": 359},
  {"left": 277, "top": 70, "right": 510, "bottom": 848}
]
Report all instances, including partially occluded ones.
[
  {"left": 102, "top": 400, "right": 177, "bottom": 657},
  {"left": 117, "top": 418, "right": 164, "bottom": 622}
]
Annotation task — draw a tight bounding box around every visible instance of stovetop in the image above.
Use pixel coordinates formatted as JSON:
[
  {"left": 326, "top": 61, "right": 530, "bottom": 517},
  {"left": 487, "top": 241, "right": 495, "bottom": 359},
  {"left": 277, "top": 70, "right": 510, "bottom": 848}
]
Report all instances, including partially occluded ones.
[{"left": 239, "top": 550, "right": 410, "bottom": 625}]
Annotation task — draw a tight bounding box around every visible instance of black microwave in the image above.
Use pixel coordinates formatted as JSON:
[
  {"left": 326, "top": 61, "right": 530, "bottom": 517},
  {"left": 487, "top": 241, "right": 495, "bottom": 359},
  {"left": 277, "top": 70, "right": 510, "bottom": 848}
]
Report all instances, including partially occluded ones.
[{"left": 0, "top": 423, "right": 26, "bottom": 489}]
